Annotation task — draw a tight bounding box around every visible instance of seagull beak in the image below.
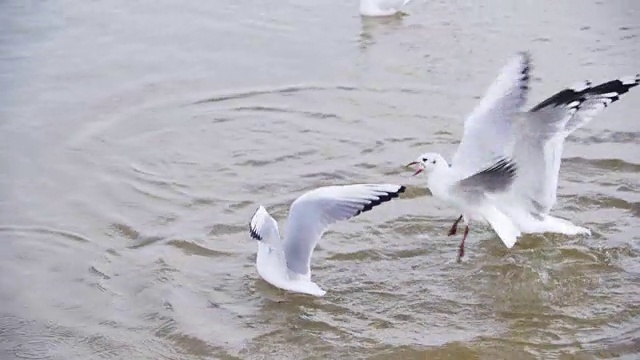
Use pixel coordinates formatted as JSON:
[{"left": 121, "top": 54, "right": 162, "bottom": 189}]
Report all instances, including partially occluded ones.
[{"left": 405, "top": 161, "right": 424, "bottom": 176}]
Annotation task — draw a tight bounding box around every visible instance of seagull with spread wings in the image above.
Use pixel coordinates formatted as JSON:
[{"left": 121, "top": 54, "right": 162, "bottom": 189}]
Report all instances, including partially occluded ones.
[
  {"left": 406, "top": 51, "right": 639, "bottom": 262},
  {"left": 249, "top": 184, "right": 405, "bottom": 296}
]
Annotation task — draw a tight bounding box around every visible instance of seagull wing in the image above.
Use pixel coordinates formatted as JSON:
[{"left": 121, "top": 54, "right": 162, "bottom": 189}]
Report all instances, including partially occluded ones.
[
  {"left": 510, "top": 74, "right": 640, "bottom": 215},
  {"left": 283, "top": 184, "right": 405, "bottom": 275},
  {"left": 450, "top": 52, "right": 531, "bottom": 176}
]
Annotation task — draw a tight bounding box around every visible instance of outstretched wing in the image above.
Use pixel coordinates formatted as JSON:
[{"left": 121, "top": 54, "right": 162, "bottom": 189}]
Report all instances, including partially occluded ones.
[
  {"left": 451, "top": 52, "right": 531, "bottom": 175},
  {"left": 511, "top": 74, "right": 640, "bottom": 215},
  {"left": 284, "top": 184, "right": 405, "bottom": 275},
  {"left": 249, "top": 206, "right": 281, "bottom": 246},
  {"left": 558, "top": 75, "right": 640, "bottom": 135}
]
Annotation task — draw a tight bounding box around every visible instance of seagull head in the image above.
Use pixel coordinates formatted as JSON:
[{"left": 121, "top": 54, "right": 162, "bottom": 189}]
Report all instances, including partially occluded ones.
[{"left": 406, "top": 152, "right": 447, "bottom": 176}]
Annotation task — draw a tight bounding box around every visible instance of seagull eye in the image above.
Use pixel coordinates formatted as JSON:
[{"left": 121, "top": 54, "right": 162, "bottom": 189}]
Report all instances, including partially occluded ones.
[
  {"left": 432, "top": 160, "right": 436, "bottom": 164},
  {"left": 422, "top": 158, "right": 428, "bottom": 162}
]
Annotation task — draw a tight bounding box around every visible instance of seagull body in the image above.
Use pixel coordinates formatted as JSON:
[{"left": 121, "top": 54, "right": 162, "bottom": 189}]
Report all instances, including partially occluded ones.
[
  {"left": 249, "top": 184, "right": 405, "bottom": 296},
  {"left": 409, "top": 154, "right": 521, "bottom": 259},
  {"left": 359, "top": 0, "right": 412, "bottom": 17},
  {"left": 408, "top": 51, "right": 639, "bottom": 259}
]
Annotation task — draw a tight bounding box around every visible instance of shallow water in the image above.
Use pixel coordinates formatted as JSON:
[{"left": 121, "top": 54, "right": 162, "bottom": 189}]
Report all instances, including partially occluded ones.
[{"left": 1, "top": 0, "right": 639, "bottom": 359}]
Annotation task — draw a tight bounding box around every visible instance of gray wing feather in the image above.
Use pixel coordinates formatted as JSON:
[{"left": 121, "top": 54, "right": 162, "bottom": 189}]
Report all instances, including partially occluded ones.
[{"left": 456, "top": 158, "right": 517, "bottom": 194}]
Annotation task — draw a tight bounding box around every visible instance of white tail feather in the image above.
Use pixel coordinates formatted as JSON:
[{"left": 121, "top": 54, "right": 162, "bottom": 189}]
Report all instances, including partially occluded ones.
[{"left": 482, "top": 206, "right": 521, "bottom": 248}]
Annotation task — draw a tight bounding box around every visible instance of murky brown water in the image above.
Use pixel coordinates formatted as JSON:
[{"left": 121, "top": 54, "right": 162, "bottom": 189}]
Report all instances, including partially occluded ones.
[{"left": 1, "top": 0, "right": 639, "bottom": 359}]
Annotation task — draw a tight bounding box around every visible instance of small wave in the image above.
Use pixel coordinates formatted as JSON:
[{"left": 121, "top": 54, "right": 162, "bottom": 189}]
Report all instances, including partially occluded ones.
[
  {"left": 108, "top": 223, "right": 141, "bottom": 240},
  {"left": 235, "top": 149, "right": 317, "bottom": 168},
  {"left": 563, "top": 157, "right": 640, "bottom": 174},
  {"left": 567, "top": 193, "right": 637, "bottom": 213},
  {"left": 568, "top": 130, "right": 640, "bottom": 145},
  {"left": 0, "top": 225, "right": 91, "bottom": 243},
  {"left": 326, "top": 249, "right": 385, "bottom": 262},
  {"left": 192, "top": 83, "right": 438, "bottom": 105},
  {"left": 299, "top": 170, "right": 357, "bottom": 181},
  {"left": 107, "top": 223, "right": 166, "bottom": 249},
  {"left": 167, "top": 240, "right": 229, "bottom": 257},
  {"left": 127, "top": 236, "right": 164, "bottom": 249},
  {"left": 192, "top": 84, "right": 326, "bottom": 104},
  {"left": 232, "top": 105, "right": 339, "bottom": 120},
  {"left": 207, "top": 224, "right": 246, "bottom": 236},
  {"left": 129, "top": 163, "right": 188, "bottom": 189}
]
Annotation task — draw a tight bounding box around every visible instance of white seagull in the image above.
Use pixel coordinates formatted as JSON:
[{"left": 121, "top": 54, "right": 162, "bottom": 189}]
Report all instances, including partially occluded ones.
[
  {"left": 406, "top": 51, "right": 639, "bottom": 261},
  {"left": 360, "top": 0, "right": 412, "bottom": 17},
  {"left": 248, "top": 184, "right": 405, "bottom": 296}
]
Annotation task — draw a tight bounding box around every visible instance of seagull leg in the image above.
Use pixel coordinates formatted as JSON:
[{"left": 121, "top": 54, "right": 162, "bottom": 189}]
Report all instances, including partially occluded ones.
[
  {"left": 448, "top": 215, "right": 463, "bottom": 236},
  {"left": 456, "top": 216, "right": 470, "bottom": 263}
]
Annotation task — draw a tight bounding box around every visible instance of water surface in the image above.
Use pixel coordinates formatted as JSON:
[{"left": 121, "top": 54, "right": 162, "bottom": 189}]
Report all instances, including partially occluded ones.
[{"left": 1, "top": 0, "right": 639, "bottom": 359}]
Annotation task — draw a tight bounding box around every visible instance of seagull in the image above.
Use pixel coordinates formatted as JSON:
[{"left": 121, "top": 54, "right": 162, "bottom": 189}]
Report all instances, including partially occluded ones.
[
  {"left": 406, "top": 51, "right": 639, "bottom": 262},
  {"left": 360, "top": 0, "right": 412, "bottom": 17},
  {"left": 248, "top": 184, "right": 405, "bottom": 296}
]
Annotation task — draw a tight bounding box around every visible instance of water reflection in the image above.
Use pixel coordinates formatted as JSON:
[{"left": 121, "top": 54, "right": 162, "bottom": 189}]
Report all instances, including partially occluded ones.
[{"left": 359, "top": 14, "right": 407, "bottom": 51}]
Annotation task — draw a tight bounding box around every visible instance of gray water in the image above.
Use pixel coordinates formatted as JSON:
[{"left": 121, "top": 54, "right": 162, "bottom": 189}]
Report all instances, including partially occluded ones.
[{"left": 1, "top": 0, "right": 639, "bottom": 359}]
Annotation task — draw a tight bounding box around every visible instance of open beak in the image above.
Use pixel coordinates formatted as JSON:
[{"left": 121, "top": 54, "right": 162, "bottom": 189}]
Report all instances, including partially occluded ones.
[{"left": 405, "top": 161, "right": 424, "bottom": 176}]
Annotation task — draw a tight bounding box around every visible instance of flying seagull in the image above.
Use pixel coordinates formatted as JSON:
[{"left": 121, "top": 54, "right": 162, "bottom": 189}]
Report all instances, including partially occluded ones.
[{"left": 406, "top": 51, "right": 639, "bottom": 262}]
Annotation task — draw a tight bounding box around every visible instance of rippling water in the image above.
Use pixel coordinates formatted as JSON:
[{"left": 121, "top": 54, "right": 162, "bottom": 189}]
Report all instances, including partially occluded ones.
[{"left": 1, "top": 0, "right": 639, "bottom": 359}]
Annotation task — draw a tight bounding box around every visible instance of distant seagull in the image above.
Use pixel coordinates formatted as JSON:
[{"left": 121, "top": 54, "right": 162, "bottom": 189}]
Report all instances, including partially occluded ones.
[
  {"left": 249, "top": 184, "right": 405, "bottom": 296},
  {"left": 406, "top": 51, "right": 639, "bottom": 262},
  {"left": 360, "top": 0, "right": 413, "bottom": 17}
]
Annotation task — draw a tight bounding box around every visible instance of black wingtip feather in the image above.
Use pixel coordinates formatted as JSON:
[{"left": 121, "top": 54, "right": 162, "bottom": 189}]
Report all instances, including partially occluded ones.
[
  {"left": 249, "top": 226, "right": 262, "bottom": 241},
  {"left": 530, "top": 75, "right": 640, "bottom": 112},
  {"left": 249, "top": 207, "right": 263, "bottom": 241},
  {"left": 518, "top": 51, "right": 532, "bottom": 91},
  {"left": 354, "top": 186, "right": 405, "bottom": 217}
]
